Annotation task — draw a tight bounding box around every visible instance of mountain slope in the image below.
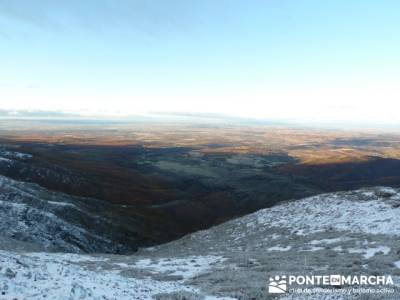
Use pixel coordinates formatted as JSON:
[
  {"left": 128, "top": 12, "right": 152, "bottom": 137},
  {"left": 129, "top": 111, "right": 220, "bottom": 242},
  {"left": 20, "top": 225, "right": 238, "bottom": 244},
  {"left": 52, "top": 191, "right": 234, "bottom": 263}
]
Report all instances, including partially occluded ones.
[
  {"left": 136, "top": 186, "right": 400, "bottom": 299},
  {"left": 0, "top": 174, "right": 168, "bottom": 253},
  {"left": 1, "top": 184, "right": 400, "bottom": 299}
]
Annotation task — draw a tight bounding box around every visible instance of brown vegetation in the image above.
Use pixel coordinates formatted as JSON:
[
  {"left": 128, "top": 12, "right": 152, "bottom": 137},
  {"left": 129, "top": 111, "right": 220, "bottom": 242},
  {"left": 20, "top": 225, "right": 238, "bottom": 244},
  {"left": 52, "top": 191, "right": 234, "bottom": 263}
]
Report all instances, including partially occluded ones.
[{"left": 1, "top": 119, "right": 399, "bottom": 242}]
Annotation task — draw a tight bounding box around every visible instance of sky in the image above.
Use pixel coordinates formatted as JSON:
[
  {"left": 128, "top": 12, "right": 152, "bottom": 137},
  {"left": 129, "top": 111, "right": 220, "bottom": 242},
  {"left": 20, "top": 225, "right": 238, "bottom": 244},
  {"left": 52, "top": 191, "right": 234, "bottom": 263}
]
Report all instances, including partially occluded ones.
[{"left": 0, "top": 0, "right": 400, "bottom": 125}]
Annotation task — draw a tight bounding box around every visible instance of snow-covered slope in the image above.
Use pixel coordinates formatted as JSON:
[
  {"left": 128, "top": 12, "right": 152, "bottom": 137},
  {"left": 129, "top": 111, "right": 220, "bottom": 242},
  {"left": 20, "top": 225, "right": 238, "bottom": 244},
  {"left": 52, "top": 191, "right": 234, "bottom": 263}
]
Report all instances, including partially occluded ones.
[
  {"left": 0, "top": 250, "right": 234, "bottom": 300},
  {"left": 2, "top": 184, "right": 400, "bottom": 299},
  {"left": 0, "top": 174, "right": 153, "bottom": 253},
  {"left": 134, "top": 186, "right": 400, "bottom": 299}
]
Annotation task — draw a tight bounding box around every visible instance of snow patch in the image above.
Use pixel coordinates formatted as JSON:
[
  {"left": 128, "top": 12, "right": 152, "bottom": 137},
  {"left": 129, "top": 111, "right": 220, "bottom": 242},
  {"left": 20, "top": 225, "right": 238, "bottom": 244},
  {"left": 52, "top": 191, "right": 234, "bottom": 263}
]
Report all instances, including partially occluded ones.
[
  {"left": 348, "top": 246, "right": 391, "bottom": 259},
  {"left": 309, "top": 237, "right": 351, "bottom": 245},
  {"left": 267, "top": 245, "right": 292, "bottom": 251},
  {"left": 47, "top": 201, "right": 76, "bottom": 208},
  {"left": 0, "top": 157, "right": 12, "bottom": 163},
  {"left": 0, "top": 150, "right": 32, "bottom": 160},
  {"left": 302, "top": 246, "right": 325, "bottom": 252},
  {"left": 246, "top": 188, "right": 400, "bottom": 236},
  {"left": 133, "top": 255, "right": 226, "bottom": 279},
  {"left": 0, "top": 250, "right": 199, "bottom": 300}
]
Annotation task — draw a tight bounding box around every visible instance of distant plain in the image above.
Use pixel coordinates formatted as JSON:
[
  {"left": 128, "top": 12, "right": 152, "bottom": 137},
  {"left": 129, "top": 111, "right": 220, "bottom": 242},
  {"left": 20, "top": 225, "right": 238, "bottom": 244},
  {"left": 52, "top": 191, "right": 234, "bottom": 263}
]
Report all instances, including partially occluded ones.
[{"left": 1, "top": 119, "right": 400, "bottom": 246}]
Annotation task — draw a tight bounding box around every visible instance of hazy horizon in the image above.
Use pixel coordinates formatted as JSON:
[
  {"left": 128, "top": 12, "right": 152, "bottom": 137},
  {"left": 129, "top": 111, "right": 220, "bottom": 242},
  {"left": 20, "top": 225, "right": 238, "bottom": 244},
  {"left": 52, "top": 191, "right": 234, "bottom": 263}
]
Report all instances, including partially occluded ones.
[{"left": 2, "top": 108, "right": 400, "bottom": 132}]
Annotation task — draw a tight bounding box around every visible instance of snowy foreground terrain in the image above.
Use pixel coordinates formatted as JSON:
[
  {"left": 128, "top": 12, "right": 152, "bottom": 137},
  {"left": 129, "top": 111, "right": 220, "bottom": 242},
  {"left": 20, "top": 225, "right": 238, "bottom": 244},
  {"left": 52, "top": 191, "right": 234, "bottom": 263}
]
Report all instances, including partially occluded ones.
[{"left": 1, "top": 173, "right": 400, "bottom": 299}]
